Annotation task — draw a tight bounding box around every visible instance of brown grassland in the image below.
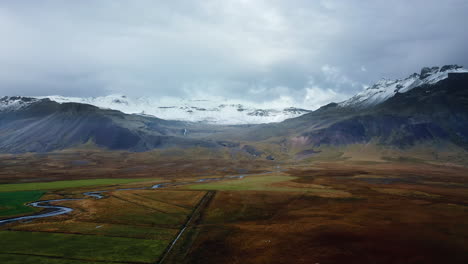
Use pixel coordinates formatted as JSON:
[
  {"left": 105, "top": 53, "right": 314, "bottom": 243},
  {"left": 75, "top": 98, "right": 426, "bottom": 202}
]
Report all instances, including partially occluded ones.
[
  {"left": 179, "top": 163, "right": 468, "bottom": 264},
  {"left": 0, "top": 151, "right": 467, "bottom": 263}
]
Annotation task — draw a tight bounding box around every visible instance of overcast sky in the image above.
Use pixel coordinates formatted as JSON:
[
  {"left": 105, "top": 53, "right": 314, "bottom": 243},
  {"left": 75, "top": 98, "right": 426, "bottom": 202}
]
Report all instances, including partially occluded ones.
[{"left": 1, "top": 0, "right": 467, "bottom": 109}]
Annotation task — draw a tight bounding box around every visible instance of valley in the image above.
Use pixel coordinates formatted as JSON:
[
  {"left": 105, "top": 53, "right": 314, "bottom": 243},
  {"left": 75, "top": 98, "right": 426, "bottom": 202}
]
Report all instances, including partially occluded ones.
[
  {"left": 1, "top": 0, "right": 467, "bottom": 262},
  {"left": 1, "top": 65, "right": 468, "bottom": 263},
  {"left": 0, "top": 152, "right": 467, "bottom": 263}
]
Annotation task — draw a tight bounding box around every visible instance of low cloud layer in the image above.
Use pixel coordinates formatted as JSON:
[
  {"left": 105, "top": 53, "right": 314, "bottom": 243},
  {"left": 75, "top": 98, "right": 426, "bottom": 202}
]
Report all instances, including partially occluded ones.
[{"left": 1, "top": 0, "right": 467, "bottom": 109}]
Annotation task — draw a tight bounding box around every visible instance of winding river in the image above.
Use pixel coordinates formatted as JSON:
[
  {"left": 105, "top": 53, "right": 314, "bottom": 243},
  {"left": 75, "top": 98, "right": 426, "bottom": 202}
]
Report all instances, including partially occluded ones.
[{"left": 0, "top": 170, "right": 277, "bottom": 226}]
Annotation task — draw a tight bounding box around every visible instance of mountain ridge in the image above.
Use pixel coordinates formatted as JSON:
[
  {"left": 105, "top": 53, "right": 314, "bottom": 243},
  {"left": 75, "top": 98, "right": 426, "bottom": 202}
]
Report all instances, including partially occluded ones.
[
  {"left": 34, "top": 95, "right": 312, "bottom": 125},
  {"left": 1, "top": 65, "right": 467, "bottom": 158},
  {"left": 339, "top": 64, "right": 467, "bottom": 108}
]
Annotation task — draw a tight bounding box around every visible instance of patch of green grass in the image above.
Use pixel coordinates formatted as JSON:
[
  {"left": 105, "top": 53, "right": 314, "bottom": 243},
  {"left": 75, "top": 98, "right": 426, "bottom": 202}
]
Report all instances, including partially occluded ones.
[
  {"left": 0, "top": 191, "right": 44, "bottom": 217},
  {"left": 0, "top": 178, "right": 153, "bottom": 192},
  {"left": 188, "top": 175, "right": 351, "bottom": 197},
  {"left": 188, "top": 175, "right": 303, "bottom": 192},
  {"left": 0, "top": 231, "right": 167, "bottom": 263},
  {"left": 0, "top": 253, "right": 115, "bottom": 264},
  {"left": 13, "top": 221, "right": 178, "bottom": 240}
]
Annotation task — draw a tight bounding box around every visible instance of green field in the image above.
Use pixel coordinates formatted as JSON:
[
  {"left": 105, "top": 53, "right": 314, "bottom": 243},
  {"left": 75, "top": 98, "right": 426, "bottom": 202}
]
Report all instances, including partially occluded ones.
[
  {"left": 0, "top": 191, "right": 44, "bottom": 217},
  {"left": 0, "top": 178, "right": 154, "bottom": 192},
  {"left": 13, "top": 221, "right": 178, "bottom": 240},
  {"left": 189, "top": 175, "right": 320, "bottom": 191},
  {"left": 187, "top": 175, "right": 351, "bottom": 197},
  {"left": 0, "top": 254, "right": 112, "bottom": 264},
  {"left": 0, "top": 231, "right": 166, "bottom": 263},
  {"left": 188, "top": 175, "right": 295, "bottom": 191},
  {"left": 1, "top": 190, "right": 207, "bottom": 263}
]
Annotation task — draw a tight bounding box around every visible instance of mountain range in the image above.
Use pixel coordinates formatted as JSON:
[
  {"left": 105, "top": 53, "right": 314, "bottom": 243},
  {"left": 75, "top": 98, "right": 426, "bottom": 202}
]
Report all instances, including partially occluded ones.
[
  {"left": 34, "top": 95, "right": 312, "bottom": 125},
  {"left": 1, "top": 65, "right": 467, "bottom": 161}
]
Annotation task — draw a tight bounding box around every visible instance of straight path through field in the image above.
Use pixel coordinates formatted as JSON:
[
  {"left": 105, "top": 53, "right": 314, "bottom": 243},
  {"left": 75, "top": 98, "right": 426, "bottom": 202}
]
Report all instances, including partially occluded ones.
[{"left": 157, "top": 191, "right": 215, "bottom": 264}]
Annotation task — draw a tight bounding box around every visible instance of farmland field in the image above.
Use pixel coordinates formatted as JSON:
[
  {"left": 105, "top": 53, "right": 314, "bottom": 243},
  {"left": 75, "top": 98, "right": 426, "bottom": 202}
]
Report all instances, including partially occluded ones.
[
  {"left": 0, "top": 231, "right": 167, "bottom": 263},
  {"left": 187, "top": 174, "right": 351, "bottom": 197},
  {"left": 0, "top": 182, "right": 207, "bottom": 263},
  {"left": 0, "top": 178, "right": 155, "bottom": 192},
  {"left": 0, "top": 191, "right": 44, "bottom": 217}
]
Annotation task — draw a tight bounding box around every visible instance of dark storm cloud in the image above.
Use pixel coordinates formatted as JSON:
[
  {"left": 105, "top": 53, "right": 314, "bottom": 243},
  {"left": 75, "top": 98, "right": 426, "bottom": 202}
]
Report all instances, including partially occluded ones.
[{"left": 0, "top": 0, "right": 467, "bottom": 108}]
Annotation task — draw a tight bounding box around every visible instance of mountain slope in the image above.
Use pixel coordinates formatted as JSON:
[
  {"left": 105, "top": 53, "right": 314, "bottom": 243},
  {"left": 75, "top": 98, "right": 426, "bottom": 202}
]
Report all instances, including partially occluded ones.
[
  {"left": 222, "top": 68, "right": 468, "bottom": 154},
  {"left": 340, "top": 65, "right": 467, "bottom": 108},
  {"left": 272, "top": 71, "right": 468, "bottom": 150},
  {"left": 0, "top": 98, "right": 227, "bottom": 153},
  {"left": 1, "top": 65, "right": 467, "bottom": 157}
]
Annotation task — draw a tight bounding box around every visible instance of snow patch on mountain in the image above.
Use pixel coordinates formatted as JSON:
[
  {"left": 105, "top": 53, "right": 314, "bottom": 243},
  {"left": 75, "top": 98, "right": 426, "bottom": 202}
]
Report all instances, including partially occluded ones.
[
  {"left": 0, "top": 96, "right": 41, "bottom": 112},
  {"left": 35, "top": 95, "right": 312, "bottom": 125},
  {"left": 339, "top": 65, "right": 468, "bottom": 108}
]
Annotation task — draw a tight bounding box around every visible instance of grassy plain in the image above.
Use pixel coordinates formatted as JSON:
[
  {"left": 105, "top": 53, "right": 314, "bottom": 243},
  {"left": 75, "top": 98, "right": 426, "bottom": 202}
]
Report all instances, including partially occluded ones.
[
  {"left": 188, "top": 174, "right": 351, "bottom": 197},
  {"left": 0, "top": 191, "right": 44, "bottom": 217},
  {"left": 0, "top": 150, "right": 271, "bottom": 184},
  {"left": 0, "top": 254, "right": 111, "bottom": 264},
  {"left": 1, "top": 151, "right": 468, "bottom": 264},
  {"left": 12, "top": 222, "right": 178, "bottom": 240},
  {"left": 1, "top": 187, "right": 206, "bottom": 263},
  {"left": 0, "top": 178, "right": 153, "bottom": 192},
  {"left": 0, "top": 231, "right": 166, "bottom": 263},
  {"left": 178, "top": 162, "right": 468, "bottom": 264}
]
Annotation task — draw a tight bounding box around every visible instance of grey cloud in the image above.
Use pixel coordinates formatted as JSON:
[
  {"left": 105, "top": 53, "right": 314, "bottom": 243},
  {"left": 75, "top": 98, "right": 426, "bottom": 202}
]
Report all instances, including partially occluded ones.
[{"left": 0, "top": 0, "right": 467, "bottom": 108}]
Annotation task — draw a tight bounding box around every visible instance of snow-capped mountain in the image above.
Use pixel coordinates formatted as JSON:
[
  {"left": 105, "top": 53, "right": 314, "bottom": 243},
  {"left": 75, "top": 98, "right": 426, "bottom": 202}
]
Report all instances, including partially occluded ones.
[
  {"left": 3, "top": 65, "right": 465, "bottom": 124},
  {"left": 30, "top": 95, "right": 311, "bottom": 125},
  {"left": 0, "top": 96, "right": 41, "bottom": 112},
  {"left": 1, "top": 65, "right": 468, "bottom": 153},
  {"left": 340, "top": 65, "right": 468, "bottom": 108}
]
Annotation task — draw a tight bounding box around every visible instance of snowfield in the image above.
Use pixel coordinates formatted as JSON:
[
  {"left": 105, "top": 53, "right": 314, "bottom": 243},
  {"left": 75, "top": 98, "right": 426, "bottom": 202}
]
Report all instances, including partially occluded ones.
[{"left": 33, "top": 95, "right": 312, "bottom": 125}]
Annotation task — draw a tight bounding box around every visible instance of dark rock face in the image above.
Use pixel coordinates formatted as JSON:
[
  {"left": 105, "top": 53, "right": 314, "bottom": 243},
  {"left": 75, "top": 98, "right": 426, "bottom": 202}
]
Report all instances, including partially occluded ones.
[
  {"left": 112, "top": 99, "right": 128, "bottom": 104},
  {"left": 448, "top": 72, "right": 468, "bottom": 83},
  {"left": 303, "top": 115, "right": 448, "bottom": 147},
  {"left": 440, "top": 64, "right": 462, "bottom": 72},
  {"left": 217, "top": 141, "right": 240, "bottom": 148},
  {"left": 420, "top": 66, "right": 439, "bottom": 79},
  {"left": 242, "top": 145, "right": 263, "bottom": 157},
  {"left": 248, "top": 109, "right": 270, "bottom": 117},
  {"left": 93, "top": 124, "right": 141, "bottom": 150},
  {"left": 295, "top": 149, "right": 321, "bottom": 159},
  {"left": 266, "top": 155, "right": 275, "bottom": 160}
]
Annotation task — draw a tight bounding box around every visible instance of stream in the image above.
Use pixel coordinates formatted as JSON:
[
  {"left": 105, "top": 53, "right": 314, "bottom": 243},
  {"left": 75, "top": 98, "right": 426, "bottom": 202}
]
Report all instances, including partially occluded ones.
[{"left": 0, "top": 169, "right": 278, "bottom": 226}]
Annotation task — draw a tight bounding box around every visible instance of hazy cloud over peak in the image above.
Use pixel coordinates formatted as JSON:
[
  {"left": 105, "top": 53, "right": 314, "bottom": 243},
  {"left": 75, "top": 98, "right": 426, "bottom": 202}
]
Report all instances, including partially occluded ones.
[{"left": 0, "top": 0, "right": 467, "bottom": 109}]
